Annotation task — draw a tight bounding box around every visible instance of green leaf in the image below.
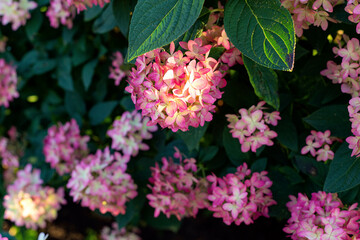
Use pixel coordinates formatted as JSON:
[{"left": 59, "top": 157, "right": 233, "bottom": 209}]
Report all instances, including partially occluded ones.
[
  {"left": 222, "top": 127, "right": 250, "bottom": 166},
  {"left": 82, "top": 59, "right": 98, "bottom": 91},
  {"left": 303, "top": 105, "right": 351, "bottom": 138},
  {"left": 324, "top": 143, "right": 360, "bottom": 193},
  {"left": 126, "top": 0, "right": 205, "bottom": 62},
  {"left": 112, "top": 0, "right": 137, "bottom": 37},
  {"left": 243, "top": 55, "right": 280, "bottom": 109},
  {"left": 224, "top": 0, "right": 295, "bottom": 71},
  {"left": 294, "top": 155, "right": 328, "bottom": 187},
  {"left": 32, "top": 59, "right": 57, "bottom": 75},
  {"left": 199, "top": 146, "right": 219, "bottom": 162},
  {"left": 92, "top": 5, "right": 117, "bottom": 34},
  {"left": 56, "top": 57, "right": 74, "bottom": 91},
  {"left": 88, "top": 101, "right": 118, "bottom": 125},
  {"left": 177, "top": 122, "right": 209, "bottom": 151},
  {"left": 273, "top": 114, "right": 298, "bottom": 151},
  {"left": 65, "top": 91, "right": 86, "bottom": 117},
  {"left": 84, "top": 5, "right": 103, "bottom": 21},
  {"left": 25, "top": 9, "right": 43, "bottom": 41},
  {"left": 120, "top": 95, "right": 135, "bottom": 111},
  {"left": 251, "top": 157, "right": 267, "bottom": 172}
]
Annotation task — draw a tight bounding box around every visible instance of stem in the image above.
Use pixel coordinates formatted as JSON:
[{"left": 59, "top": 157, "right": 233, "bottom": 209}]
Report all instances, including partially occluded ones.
[{"left": 209, "top": 8, "right": 224, "bottom": 14}]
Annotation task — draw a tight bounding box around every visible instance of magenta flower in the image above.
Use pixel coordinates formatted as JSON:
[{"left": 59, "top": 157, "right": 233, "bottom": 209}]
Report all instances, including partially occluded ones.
[
  {"left": 46, "top": 0, "right": 76, "bottom": 29},
  {"left": 147, "top": 148, "right": 209, "bottom": 220},
  {"left": 226, "top": 101, "right": 280, "bottom": 153},
  {"left": 66, "top": 0, "right": 109, "bottom": 12},
  {"left": 0, "top": 59, "right": 19, "bottom": 108},
  {"left": 109, "top": 51, "right": 128, "bottom": 86},
  {"left": 301, "top": 130, "right": 337, "bottom": 162},
  {"left": 207, "top": 163, "right": 276, "bottom": 226}
]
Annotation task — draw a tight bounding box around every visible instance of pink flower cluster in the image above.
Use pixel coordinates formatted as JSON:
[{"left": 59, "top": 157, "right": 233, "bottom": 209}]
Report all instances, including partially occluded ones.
[
  {"left": 3, "top": 164, "right": 66, "bottom": 229},
  {"left": 66, "top": 0, "right": 109, "bottom": 12},
  {"left": 46, "top": 0, "right": 76, "bottom": 29},
  {"left": 281, "top": 0, "right": 340, "bottom": 37},
  {"left": 0, "top": 59, "right": 19, "bottom": 108},
  {"left": 301, "top": 130, "right": 337, "bottom": 161},
  {"left": 101, "top": 223, "right": 141, "bottom": 240},
  {"left": 126, "top": 39, "right": 227, "bottom": 132},
  {"left": 284, "top": 191, "right": 360, "bottom": 239},
  {"left": 109, "top": 51, "right": 128, "bottom": 86},
  {"left": 147, "top": 148, "right": 209, "bottom": 220},
  {"left": 346, "top": 96, "right": 360, "bottom": 157},
  {"left": 200, "top": 2, "right": 243, "bottom": 69},
  {"left": 0, "top": 234, "right": 7, "bottom": 240},
  {"left": 107, "top": 110, "right": 157, "bottom": 157},
  {"left": 0, "top": 0, "right": 37, "bottom": 30},
  {"left": 67, "top": 147, "right": 137, "bottom": 216},
  {"left": 226, "top": 101, "right": 281, "bottom": 153},
  {"left": 345, "top": 0, "right": 360, "bottom": 34},
  {"left": 321, "top": 37, "right": 360, "bottom": 97},
  {"left": 43, "top": 119, "right": 89, "bottom": 175},
  {"left": 207, "top": 163, "right": 276, "bottom": 226}
]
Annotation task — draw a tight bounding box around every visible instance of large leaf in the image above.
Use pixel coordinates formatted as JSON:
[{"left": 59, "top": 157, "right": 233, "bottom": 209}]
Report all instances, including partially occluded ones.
[
  {"left": 243, "top": 56, "right": 279, "bottom": 109},
  {"left": 324, "top": 143, "right": 360, "bottom": 192},
  {"left": 177, "top": 122, "right": 209, "bottom": 151},
  {"left": 88, "top": 101, "right": 118, "bottom": 125},
  {"left": 92, "top": 4, "right": 117, "bottom": 34},
  {"left": 303, "top": 105, "right": 351, "bottom": 138},
  {"left": 82, "top": 59, "right": 98, "bottom": 91},
  {"left": 56, "top": 57, "right": 74, "bottom": 92},
  {"left": 273, "top": 114, "right": 298, "bottom": 151},
  {"left": 126, "top": 0, "right": 204, "bottom": 62},
  {"left": 224, "top": 0, "right": 295, "bottom": 71}
]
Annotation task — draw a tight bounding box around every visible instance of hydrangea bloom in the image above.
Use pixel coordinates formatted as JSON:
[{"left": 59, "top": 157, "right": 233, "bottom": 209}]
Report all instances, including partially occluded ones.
[
  {"left": 207, "top": 163, "right": 276, "bottom": 226},
  {"left": 109, "top": 51, "right": 128, "bottom": 86},
  {"left": 0, "top": 59, "right": 19, "bottom": 108},
  {"left": 0, "top": 0, "right": 37, "bottom": 30},
  {"left": 3, "top": 164, "right": 66, "bottom": 229},
  {"left": 125, "top": 39, "right": 227, "bottom": 132},
  {"left": 281, "top": 0, "right": 340, "bottom": 37},
  {"left": 301, "top": 130, "right": 338, "bottom": 161},
  {"left": 66, "top": 0, "right": 109, "bottom": 12},
  {"left": 46, "top": 0, "right": 76, "bottom": 29},
  {"left": 345, "top": 0, "right": 360, "bottom": 34},
  {"left": 346, "top": 96, "right": 360, "bottom": 156},
  {"left": 147, "top": 148, "right": 209, "bottom": 220},
  {"left": 101, "top": 223, "right": 141, "bottom": 240},
  {"left": 226, "top": 101, "right": 280, "bottom": 153},
  {"left": 321, "top": 37, "right": 360, "bottom": 97},
  {"left": 67, "top": 147, "right": 137, "bottom": 216},
  {"left": 43, "top": 119, "right": 89, "bottom": 175},
  {"left": 284, "top": 191, "right": 360, "bottom": 239},
  {"left": 107, "top": 110, "right": 157, "bottom": 157}
]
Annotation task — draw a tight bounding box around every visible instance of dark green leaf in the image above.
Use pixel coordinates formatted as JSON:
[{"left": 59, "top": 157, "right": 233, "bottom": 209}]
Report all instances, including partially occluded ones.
[
  {"left": 303, "top": 105, "right": 351, "bottom": 138},
  {"left": 126, "top": 0, "right": 205, "bottom": 62},
  {"left": 32, "top": 59, "right": 57, "bottom": 75},
  {"left": 82, "top": 59, "right": 98, "bottom": 91},
  {"left": 294, "top": 155, "right": 328, "bottom": 187},
  {"left": 25, "top": 9, "right": 43, "bottom": 41},
  {"left": 144, "top": 208, "right": 181, "bottom": 232},
  {"left": 65, "top": 91, "right": 86, "bottom": 117},
  {"left": 251, "top": 157, "right": 267, "bottom": 172},
  {"left": 88, "top": 101, "right": 118, "bottom": 125},
  {"left": 112, "top": 0, "right": 137, "bottom": 37},
  {"left": 222, "top": 127, "right": 250, "bottom": 166},
  {"left": 92, "top": 5, "right": 117, "bottom": 34},
  {"left": 177, "top": 122, "right": 209, "bottom": 151},
  {"left": 224, "top": 0, "right": 295, "bottom": 71},
  {"left": 324, "top": 143, "right": 360, "bottom": 193},
  {"left": 199, "top": 146, "right": 219, "bottom": 162},
  {"left": 273, "top": 114, "right": 298, "bottom": 151},
  {"left": 120, "top": 95, "right": 135, "bottom": 111},
  {"left": 243, "top": 56, "right": 280, "bottom": 109},
  {"left": 84, "top": 5, "right": 103, "bottom": 21},
  {"left": 56, "top": 57, "right": 74, "bottom": 91}
]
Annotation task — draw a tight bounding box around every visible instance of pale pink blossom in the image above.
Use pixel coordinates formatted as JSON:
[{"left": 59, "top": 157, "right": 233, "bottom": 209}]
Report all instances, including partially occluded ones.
[
  {"left": 0, "top": 0, "right": 37, "bottom": 30},
  {"left": 101, "top": 222, "right": 141, "bottom": 240},
  {"left": 0, "top": 59, "right": 19, "bottom": 108},
  {"left": 109, "top": 51, "right": 128, "bottom": 86},
  {"left": 46, "top": 0, "right": 76, "bottom": 29}
]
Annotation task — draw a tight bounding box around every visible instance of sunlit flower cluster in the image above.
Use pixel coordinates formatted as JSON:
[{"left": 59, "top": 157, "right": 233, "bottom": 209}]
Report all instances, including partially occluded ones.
[
  {"left": 107, "top": 110, "right": 157, "bottom": 157},
  {"left": 67, "top": 147, "right": 137, "bottom": 216},
  {"left": 43, "top": 119, "right": 89, "bottom": 175},
  {"left": 147, "top": 148, "right": 209, "bottom": 220},
  {"left": 46, "top": 0, "right": 76, "bottom": 29},
  {"left": 284, "top": 191, "right": 360, "bottom": 239},
  {"left": 281, "top": 0, "right": 341, "bottom": 37},
  {"left": 109, "top": 51, "right": 128, "bottom": 86},
  {"left": 0, "top": 59, "right": 19, "bottom": 108},
  {"left": 321, "top": 37, "right": 360, "bottom": 97},
  {"left": 346, "top": 96, "right": 360, "bottom": 157},
  {"left": 207, "top": 163, "right": 276, "bottom": 226},
  {"left": 66, "top": 0, "right": 109, "bottom": 12},
  {"left": 301, "top": 130, "right": 337, "bottom": 161},
  {"left": 101, "top": 222, "right": 141, "bottom": 240},
  {"left": 345, "top": 0, "right": 360, "bottom": 34},
  {"left": 0, "top": 0, "right": 37, "bottom": 30},
  {"left": 3, "top": 164, "right": 66, "bottom": 229},
  {"left": 200, "top": 2, "right": 243, "bottom": 69},
  {"left": 126, "top": 39, "right": 227, "bottom": 132},
  {"left": 226, "top": 101, "right": 280, "bottom": 153}
]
